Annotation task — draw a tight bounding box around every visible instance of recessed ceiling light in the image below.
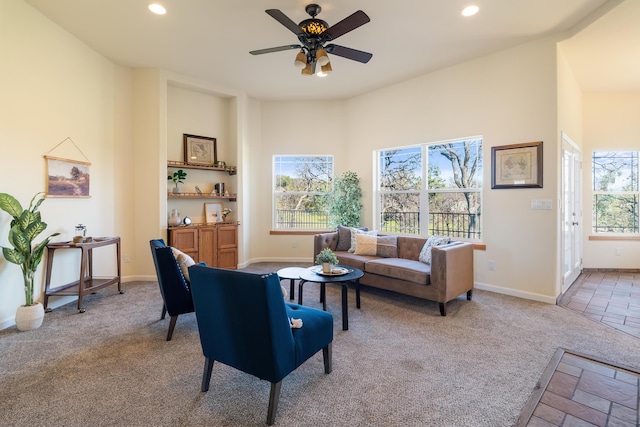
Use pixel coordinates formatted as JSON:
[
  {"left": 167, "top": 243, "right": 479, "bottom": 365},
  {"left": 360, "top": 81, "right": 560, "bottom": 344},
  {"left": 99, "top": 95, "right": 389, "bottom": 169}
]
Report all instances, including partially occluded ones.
[
  {"left": 461, "top": 5, "right": 479, "bottom": 17},
  {"left": 148, "top": 4, "right": 166, "bottom": 15}
]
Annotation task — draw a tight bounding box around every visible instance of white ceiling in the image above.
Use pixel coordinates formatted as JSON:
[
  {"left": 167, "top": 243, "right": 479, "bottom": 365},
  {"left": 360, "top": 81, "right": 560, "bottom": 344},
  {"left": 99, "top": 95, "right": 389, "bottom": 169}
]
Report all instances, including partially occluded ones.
[{"left": 23, "top": 0, "right": 638, "bottom": 101}]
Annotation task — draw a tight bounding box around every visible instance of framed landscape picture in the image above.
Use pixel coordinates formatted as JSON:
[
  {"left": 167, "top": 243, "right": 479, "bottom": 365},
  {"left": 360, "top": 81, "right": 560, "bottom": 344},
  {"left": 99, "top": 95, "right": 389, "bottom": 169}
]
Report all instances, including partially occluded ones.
[
  {"left": 45, "top": 156, "right": 91, "bottom": 198},
  {"left": 491, "top": 141, "right": 543, "bottom": 189},
  {"left": 184, "top": 134, "right": 217, "bottom": 166}
]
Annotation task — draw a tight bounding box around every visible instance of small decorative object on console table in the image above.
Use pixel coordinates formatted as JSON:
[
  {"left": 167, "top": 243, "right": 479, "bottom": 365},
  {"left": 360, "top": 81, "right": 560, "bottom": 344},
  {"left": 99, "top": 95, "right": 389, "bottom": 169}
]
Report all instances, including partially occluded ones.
[
  {"left": 0, "top": 192, "right": 60, "bottom": 331},
  {"left": 315, "top": 248, "right": 339, "bottom": 274}
]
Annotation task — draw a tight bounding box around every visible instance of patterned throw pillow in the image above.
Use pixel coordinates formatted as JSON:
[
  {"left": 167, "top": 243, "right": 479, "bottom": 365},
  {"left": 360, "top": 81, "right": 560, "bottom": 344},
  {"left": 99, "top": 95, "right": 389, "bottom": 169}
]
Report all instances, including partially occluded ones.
[
  {"left": 171, "top": 247, "right": 196, "bottom": 281},
  {"left": 336, "top": 225, "right": 367, "bottom": 252},
  {"left": 418, "top": 236, "right": 451, "bottom": 265},
  {"left": 349, "top": 228, "right": 378, "bottom": 253}
]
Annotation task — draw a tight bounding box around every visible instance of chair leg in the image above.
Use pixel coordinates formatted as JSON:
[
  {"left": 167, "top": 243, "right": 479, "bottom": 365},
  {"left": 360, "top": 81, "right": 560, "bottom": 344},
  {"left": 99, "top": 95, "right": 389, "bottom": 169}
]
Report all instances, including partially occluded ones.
[
  {"left": 266, "top": 381, "right": 282, "bottom": 426},
  {"left": 467, "top": 290, "right": 473, "bottom": 300},
  {"left": 166, "top": 315, "right": 178, "bottom": 341},
  {"left": 161, "top": 304, "right": 167, "bottom": 320},
  {"left": 439, "top": 302, "right": 446, "bottom": 316},
  {"left": 323, "top": 342, "right": 333, "bottom": 374},
  {"left": 201, "top": 357, "right": 215, "bottom": 392}
]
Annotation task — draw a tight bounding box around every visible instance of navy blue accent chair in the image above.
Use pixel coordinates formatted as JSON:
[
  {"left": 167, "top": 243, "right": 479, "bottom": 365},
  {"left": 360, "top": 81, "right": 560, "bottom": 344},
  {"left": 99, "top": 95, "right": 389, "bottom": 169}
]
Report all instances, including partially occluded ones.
[
  {"left": 149, "top": 239, "right": 195, "bottom": 341},
  {"left": 189, "top": 265, "right": 334, "bottom": 426}
]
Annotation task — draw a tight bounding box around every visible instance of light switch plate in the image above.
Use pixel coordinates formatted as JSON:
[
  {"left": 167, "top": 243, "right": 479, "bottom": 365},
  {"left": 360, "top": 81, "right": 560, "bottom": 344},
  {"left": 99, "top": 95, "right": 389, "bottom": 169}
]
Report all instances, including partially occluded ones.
[{"left": 531, "top": 199, "right": 552, "bottom": 210}]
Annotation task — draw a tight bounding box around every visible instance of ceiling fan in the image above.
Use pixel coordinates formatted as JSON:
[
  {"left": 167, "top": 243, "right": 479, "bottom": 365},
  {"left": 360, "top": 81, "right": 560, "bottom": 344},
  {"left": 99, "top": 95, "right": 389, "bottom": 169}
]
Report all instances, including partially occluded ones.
[{"left": 250, "top": 4, "right": 372, "bottom": 76}]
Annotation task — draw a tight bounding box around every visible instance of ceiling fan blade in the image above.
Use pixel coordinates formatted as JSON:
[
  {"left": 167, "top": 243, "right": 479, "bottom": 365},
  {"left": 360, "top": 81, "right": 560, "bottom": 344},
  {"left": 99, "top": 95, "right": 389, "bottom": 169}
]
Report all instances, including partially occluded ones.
[
  {"left": 323, "top": 10, "right": 370, "bottom": 41},
  {"left": 250, "top": 45, "right": 301, "bottom": 55},
  {"left": 325, "top": 44, "right": 372, "bottom": 64},
  {"left": 266, "top": 9, "right": 304, "bottom": 36}
]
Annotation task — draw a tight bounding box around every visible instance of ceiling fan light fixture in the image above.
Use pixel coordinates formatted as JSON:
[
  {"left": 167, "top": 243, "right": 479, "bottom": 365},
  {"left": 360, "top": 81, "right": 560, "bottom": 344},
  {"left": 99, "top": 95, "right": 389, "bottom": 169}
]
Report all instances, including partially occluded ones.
[
  {"left": 316, "top": 48, "right": 330, "bottom": 66},
  {"left": 301, "top": 63, "right": 313, "bottom": 76},
  {"left": 294, "top": 51, "right": 307, "bottom": 69},
  {"left": 317, "top": 62, "right": 332, "bottom": 77}
]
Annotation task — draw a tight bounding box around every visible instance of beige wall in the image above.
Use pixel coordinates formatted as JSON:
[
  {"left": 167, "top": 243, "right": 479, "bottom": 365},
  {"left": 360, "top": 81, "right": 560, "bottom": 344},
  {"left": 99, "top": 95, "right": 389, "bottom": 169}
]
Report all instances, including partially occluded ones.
[
  {"left": 254, "top": 36, "right": 562, "bottom": 302},
  {"left": 582, "top": 93, "right": 640, "bottom": 268},
  {"left": 3, "top": 0, "right": 636, "bottom": 329},
  {"left": 0, "top": 0, "right": 134, "bottom": 327}
]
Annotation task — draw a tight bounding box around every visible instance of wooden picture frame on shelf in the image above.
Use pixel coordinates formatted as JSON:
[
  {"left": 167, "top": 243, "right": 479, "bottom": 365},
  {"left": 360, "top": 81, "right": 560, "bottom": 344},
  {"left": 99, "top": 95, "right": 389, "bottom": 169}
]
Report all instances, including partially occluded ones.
[
  {"left": 491, "top": 141, "right": 543, "bottom": 189},
  {"left": 184, "top": 134, "right": 217, "bottom": 166},
  {"left": 205, "top": 202, "right": 222, "bottom": 224}
]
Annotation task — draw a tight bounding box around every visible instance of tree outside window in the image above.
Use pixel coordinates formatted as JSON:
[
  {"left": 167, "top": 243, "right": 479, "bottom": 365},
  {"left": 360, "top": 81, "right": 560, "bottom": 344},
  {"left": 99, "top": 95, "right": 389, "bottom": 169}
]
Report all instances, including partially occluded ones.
[
  {"left": 592, "top": 151, "right": 639, "bottom": 233},
  {"left": 273, "top": 155, "right": 333, "bottom": 230}
]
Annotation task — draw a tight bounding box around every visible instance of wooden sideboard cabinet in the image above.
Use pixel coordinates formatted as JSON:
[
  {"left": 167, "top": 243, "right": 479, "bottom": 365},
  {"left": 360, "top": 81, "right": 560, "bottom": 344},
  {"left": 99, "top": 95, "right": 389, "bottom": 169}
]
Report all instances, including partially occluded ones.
[{"left": 168, "top": 223, "right": 238, "bottom": 269}]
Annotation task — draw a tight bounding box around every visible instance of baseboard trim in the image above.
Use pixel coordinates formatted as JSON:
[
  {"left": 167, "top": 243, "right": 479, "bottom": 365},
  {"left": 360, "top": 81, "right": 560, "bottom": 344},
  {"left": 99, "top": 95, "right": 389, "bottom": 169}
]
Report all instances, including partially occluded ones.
[
  {"left": 582, "top": 268, "right": 640, "bottom": 273},
  {"left": 474, "top": 282, "right": 557, "bottom": 304}
]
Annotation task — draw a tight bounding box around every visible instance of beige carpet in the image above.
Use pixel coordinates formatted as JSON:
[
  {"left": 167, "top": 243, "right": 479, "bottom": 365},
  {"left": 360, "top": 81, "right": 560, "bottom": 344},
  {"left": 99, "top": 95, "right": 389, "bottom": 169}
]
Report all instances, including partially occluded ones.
[{"left": 2, "top": 269, "right": 640, "bottom": 426}]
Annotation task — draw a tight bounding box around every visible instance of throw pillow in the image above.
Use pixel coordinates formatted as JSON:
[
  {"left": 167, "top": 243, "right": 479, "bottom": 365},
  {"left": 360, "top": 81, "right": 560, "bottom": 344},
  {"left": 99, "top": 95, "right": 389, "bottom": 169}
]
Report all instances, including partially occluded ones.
[
  {"left": 171, "top": 247, "right": 196, "bottom": 281},
  {"left": 376, "top": 235, "right": 398, "bottom": 258},
  {"left": 418, "top": 236, "right": 451, "bottom": 265},
  {"left": 349, "top": 228, "right": 378, "bottom": 253},
  {"left": 336, "top": 225, "right": 368, "bottom": 252},
  {"left": 354, "top": 234, "right": 378, "bottom": 255}
]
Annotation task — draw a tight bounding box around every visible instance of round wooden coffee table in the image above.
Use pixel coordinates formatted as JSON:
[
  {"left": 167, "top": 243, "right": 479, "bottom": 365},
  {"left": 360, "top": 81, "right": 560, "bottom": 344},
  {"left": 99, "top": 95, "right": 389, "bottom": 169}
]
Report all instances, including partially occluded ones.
[{"left": 298, "top": 265, "right": 363, "bottom": 331}]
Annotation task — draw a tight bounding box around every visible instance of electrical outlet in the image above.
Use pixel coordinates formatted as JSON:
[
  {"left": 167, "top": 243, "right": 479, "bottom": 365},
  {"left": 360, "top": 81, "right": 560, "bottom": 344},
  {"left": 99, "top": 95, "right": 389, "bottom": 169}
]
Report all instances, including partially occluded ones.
[
  {"left": 292, "top": 241, "right": 297, "bottom": 248},
  {"left": 615, "top": 248, "right": 622, "bottom": 256},
  {"left": 488, "top": 260, "right": 495, "bottom": 271},
  {"left": 123, "top": 254, "right": 131, "bottom": 263}
]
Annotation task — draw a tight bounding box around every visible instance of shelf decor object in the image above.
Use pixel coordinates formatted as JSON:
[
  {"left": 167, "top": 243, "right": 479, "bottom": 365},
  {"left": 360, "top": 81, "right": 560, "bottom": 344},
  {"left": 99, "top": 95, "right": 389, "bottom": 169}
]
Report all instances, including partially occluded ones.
[
  {"left": 183, "top": 134, "right": 216, "bottom": 166},
  {"left": 491, "top": 141, "right": 543, "bottom": 189}
]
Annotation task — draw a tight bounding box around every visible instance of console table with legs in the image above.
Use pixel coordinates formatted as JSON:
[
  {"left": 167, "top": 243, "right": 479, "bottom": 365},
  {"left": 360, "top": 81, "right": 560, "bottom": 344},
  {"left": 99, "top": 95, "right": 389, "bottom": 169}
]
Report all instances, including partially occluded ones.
[{"left": 43, "top": 237, "right": 122, "bottom": 313}]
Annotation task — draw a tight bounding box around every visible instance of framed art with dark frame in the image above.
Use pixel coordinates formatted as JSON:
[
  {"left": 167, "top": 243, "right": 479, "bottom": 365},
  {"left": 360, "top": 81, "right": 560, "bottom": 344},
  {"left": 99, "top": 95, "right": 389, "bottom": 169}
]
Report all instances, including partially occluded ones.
[
  {"left": 183, "top": 134, "right": 217, "bottom": 166},
  {"left": 491, "top": 141, "right": 543, "bottom": 189}
]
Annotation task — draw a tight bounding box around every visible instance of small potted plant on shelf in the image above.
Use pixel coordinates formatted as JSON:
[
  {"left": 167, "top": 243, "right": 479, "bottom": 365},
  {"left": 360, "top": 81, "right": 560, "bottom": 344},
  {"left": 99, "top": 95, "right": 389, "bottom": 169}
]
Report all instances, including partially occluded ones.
[
  {"left": 0, "top": 192, "right": 60, "bottom": 331},
  {"left": 168, "top": 169, "right": 187, "bottom": 194},
  {"left": 222, "top": 207, "right": 232, "bottom": 222},
  {"left": 315, "top": 247, "right": 339, "bottom": 274}
]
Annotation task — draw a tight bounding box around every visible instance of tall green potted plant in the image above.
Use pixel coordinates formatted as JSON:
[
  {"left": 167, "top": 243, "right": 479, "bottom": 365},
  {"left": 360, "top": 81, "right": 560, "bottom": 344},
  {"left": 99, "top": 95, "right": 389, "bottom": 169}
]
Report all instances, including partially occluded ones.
[
  {"left": 327, "top": 170, "right": 363, "bottom": 228},
  {"left": 0, "top": 192, "right": 59, "bottom": 331}
]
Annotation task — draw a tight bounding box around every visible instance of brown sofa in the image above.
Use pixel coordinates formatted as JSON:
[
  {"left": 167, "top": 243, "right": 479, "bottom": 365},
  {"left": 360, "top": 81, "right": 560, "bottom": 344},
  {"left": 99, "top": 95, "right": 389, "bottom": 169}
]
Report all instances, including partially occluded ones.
[{"left": 313, "top": 231, "right": 474, "bottom": 316}]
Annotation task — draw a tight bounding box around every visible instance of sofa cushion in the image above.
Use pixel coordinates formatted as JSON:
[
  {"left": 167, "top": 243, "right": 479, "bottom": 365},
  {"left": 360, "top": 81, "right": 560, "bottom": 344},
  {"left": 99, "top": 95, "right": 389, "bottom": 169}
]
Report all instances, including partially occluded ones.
[
  {"left": 419, "top": 236, "right": 451, "bottom": 265},
  {"left": 354, "top": 234, "right": 398, "bottom": 258},
  {"left": 336, "top": 225, "right": 367, "bottom": 252},
  {"left": 354, "top": 234, "right": 377, "bottom": 255},
  {"left": 349, "top": 228, "right": 378, "bottom": 253},
  {"left": 376, "top": 235, "right": 398, "bottom": 258},
  {"left": 365, "top": 258, "right": 430, "bottom": 285},
  {"left": 334, "top": 251, "right": 377, "bottom": 271}
]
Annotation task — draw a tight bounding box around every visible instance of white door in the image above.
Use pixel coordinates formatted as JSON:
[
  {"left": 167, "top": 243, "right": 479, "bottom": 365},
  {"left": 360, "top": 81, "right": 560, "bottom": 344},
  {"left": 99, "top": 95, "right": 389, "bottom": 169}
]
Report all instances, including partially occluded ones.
[{"left": 561, "top": 133, "right": 582, "bottom": 293}]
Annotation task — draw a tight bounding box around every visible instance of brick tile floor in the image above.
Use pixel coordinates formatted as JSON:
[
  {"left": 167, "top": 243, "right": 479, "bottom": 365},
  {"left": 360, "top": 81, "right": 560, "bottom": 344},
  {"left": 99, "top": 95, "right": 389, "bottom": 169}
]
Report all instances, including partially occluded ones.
[
  {"left": 516, "top": 272, "right": 640, "bottom": 426},
  {"left": 560, "top": 272, "right": 640, "bottom": 338},
  {"left": 517, "top": 350, "right": 640, "bottom": 426}
]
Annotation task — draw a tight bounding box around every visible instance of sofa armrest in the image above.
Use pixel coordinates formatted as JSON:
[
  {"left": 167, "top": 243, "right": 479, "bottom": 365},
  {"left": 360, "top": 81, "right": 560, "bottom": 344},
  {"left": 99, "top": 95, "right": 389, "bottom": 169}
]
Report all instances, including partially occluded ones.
[
  {"left": 313, "top": 232, "right": 339, "bottom": 259},
  {"left": 430, "top": 242, "right": 474, "bottom": 302}
]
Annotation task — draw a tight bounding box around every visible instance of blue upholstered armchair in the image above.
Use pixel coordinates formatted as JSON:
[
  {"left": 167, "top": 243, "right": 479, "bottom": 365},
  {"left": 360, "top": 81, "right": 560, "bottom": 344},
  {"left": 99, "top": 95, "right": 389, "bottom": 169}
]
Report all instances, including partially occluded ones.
[
  {"left": 189, "top": 265, "right": 334, "bottom": 426},
  {"left": 149, "top": 239, "right": 195, "bottom": 341}
]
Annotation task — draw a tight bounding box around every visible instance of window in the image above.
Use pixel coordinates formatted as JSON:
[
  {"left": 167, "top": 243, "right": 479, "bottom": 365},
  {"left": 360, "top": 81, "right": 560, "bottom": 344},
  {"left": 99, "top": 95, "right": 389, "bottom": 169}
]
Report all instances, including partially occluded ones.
[
  {"left": 592, "top": 150, "right": 639, "bottom": 234},
  {"left": 273, "top": 155, "right": 333, "bottom": 230},
  {"left": 376, "top": 137, "right": 482, "bottom": 240}
]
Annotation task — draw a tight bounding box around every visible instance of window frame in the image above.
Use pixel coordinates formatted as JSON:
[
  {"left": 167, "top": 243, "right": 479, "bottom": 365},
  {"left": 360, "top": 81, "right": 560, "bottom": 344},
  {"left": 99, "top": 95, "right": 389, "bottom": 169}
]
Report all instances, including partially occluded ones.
[
  {"left": 374, "top": 136, "right": 483, "bottom": 241},
  {"left": 272, "top": 154, "right": 334, "bottom": 231},
  {"left": 591, "top": 149, "right": 639, "bottom": 235}
]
